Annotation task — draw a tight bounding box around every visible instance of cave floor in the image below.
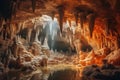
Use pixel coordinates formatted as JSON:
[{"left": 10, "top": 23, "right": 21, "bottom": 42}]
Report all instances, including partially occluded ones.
[
  {"left": 1, "top": 47, "right": 83, "bottom": 80},
  {"left": 1, "top": 46, "right": 120, "bottom": 80}
]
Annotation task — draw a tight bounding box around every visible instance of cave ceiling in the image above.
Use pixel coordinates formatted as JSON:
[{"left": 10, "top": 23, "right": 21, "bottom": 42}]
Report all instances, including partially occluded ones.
[{"left": 0, "top": 0, "right": 120, "bottom": 23}]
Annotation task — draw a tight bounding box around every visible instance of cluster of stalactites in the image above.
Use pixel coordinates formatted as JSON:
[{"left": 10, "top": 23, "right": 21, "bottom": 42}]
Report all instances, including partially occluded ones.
[
  {"left": 73, "top": 11, "right": 96, "bottom": 38},
  {"left": 0, "top": 17, "right": 42, "bottom": 41},
  {"left": 0, "top": 0, "right": 37, "bottom": 22}
]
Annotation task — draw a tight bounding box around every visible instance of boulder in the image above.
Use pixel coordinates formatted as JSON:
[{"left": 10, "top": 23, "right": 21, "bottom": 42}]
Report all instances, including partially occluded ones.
[
  {"left": 21, "top": 62, "right": 36, "bottom": 72},
  {"left": 82, "top": 64, "right": 100, "bottom": 77},
  {"left": 40, "top": 56, "right": 48, "bottom": 67},
  {"left": 30, "top": 73, "right": 42, "bottom": 80},
  {"left": 106, "top": 49, "right": 120, "bottom": 65}
]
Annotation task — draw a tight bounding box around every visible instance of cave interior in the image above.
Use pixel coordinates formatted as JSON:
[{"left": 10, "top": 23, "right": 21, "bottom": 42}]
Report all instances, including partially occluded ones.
[{"left": 0, "top": 0, "right": 120, "bottom": 80}]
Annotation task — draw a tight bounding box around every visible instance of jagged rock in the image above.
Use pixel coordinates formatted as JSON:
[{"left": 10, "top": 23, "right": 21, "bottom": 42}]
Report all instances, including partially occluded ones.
[
  {"left": 101, "top": 59, "right": 116, "bottom": 70},
  {"left": 82, "top": 63, "right": 120, "bottom": 80},
  {"left": 0, "top": 62, "right": 4, "bottom": 73},
  {"left": 30, "top": 73, "right": 42, "bottom": 80},
  {"left": 21, "top": 52, "right": 33, "bottom": 62},
  {"left": 24, "top": 55, "right": 32, "bottom": 62},
  {"left": 95, "top": 47, "right": 111, "bottom": 55},
  {"left": 21, "top": 62, "right": 36, "bottom": 72},
  {"left": 113, "top": 70, "right": 120, "bottom": 80},
  {"left": 40, "top": 55, "right": 48, "bottom": 67},
  {"left": 29, "top": 42, "right": 41, "bottom": 56},
  {"left": 31, "top": 56, "right": 42, "bottom": 66},
  {"left": 8, "top": 58, "right": 22, "bottom": 69},
  {"left": 100, "top": 70, "right": 120, "bottom": 80},
  {"left": 82, "top": 64, "right": 100, "bottom": 77},
  {"left": 87, "top": 13, "right": 96, "bottom": 37},
  {"left": 90, "top": 70, "right": 107, "bottom": 80},
  {"left": 106, "top": 49, "right": 120, "bottom": 65},
  {"left": 30, "top": 55, "right": 48, "bottom": 67}
]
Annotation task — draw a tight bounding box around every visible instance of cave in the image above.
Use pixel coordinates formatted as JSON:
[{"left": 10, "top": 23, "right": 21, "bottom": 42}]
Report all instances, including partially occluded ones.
[{"left": 0, "top": 0, "right": 120, "bottom": 80}]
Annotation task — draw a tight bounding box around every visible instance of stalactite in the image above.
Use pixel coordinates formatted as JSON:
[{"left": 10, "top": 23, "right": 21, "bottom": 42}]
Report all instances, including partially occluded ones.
[
  {"left": 0, "top": 18, "right": 3, "bottom": 32},
  {"left": 109, "top": 40, "right": 111, "bottom": 48},
  {"left": 74, "top": 12, "right": 79, "bottom": 26},
  {"left": 35, "top": 25, "right": 40, "bottom": 42},
  {"left": 9, "top": 24, "right": 13, "bottom": 39},
  {"left": 103, "top": 36, "right": 106, "bottom": 47},
  {"left": 104, "top": 37, "right": 107, "bottom": 45},
  {"left": 16, "top": 0, "right": 21, "bottom": 9},
  {"left": 10, "top": 1, "right": 17, "bottom": 19},
  {"left": 117, "top": 35, "right": 120, "bottom": 49},
  {"left": 107, "top": 39, "right": 109, "bottom": 47},
  {"left": 101, "top": 34, "right": 104, "bottom": 47},
  {"left": 51, "top": 11, "right": 55, "bottom": 20},
  {"left": 87, "top": 13, "right": 96, "bottom": 37},
  {"left": 0, "top": 17, "right": 2, "bottom": 26},
  {"left": 109, "top": 39, "right": 111, "bottom": 48},
  {"left": 57, "top": 5, "right": 64, "bottom": 32},
  {"left": 105, "top": 17, "right": 117, "bottom": 36},
  {"left": 79, "top": 12, "right": 86, "bottom": 28},
  {"left": 31, "top": 0, "right": 36, "bottom": 12},
  {"left": 100, "top": 34, "right": 102, "bottom": 48},
  {"left": 104, "top": 18, "right": 109, "bottom": 35}
]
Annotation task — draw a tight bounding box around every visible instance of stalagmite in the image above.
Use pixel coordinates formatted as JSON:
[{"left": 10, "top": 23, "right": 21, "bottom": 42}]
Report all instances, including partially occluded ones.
[
  {"left": 38, "top": 24, "right": 43, "bottom": 42},
  {"left": 34, "top": 25, "right": 40, "bottom": 42},
  {"left": 30, "top": 28, "right": 36, "bottom": 43},
  {"left": 27, "top": 28, "right": 32, "bottom": 43},
  {"left": 87, "top": 13, "right": 96, "bottom": 37}
]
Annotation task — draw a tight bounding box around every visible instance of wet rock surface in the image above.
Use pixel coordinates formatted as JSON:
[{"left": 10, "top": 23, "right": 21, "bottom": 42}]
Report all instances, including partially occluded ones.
[{"left": 82, "top": 64, "right": 120, "bottom": 80}]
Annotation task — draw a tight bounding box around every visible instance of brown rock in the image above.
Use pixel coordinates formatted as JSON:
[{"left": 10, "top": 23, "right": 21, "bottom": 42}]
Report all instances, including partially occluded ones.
[{"left": 106, "top": 49, "right": 120, "bottom": 65}]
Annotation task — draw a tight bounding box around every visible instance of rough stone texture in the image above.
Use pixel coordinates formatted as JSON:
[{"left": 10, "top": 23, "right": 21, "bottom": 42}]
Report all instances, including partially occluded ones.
[
  {"left": 30, "top": 73, "right": 42, "bottom": 80},
  {"left": 106, "top": 49, "right": 120, "bottom": 65},
  {"left": 82, "top": 64, "right": 120, "bottom": 80}
]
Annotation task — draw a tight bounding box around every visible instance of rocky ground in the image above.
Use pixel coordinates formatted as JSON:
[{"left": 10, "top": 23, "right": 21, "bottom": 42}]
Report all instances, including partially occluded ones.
[{"left": 0, "top": 37, "right": 120, "bottom": 80}]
